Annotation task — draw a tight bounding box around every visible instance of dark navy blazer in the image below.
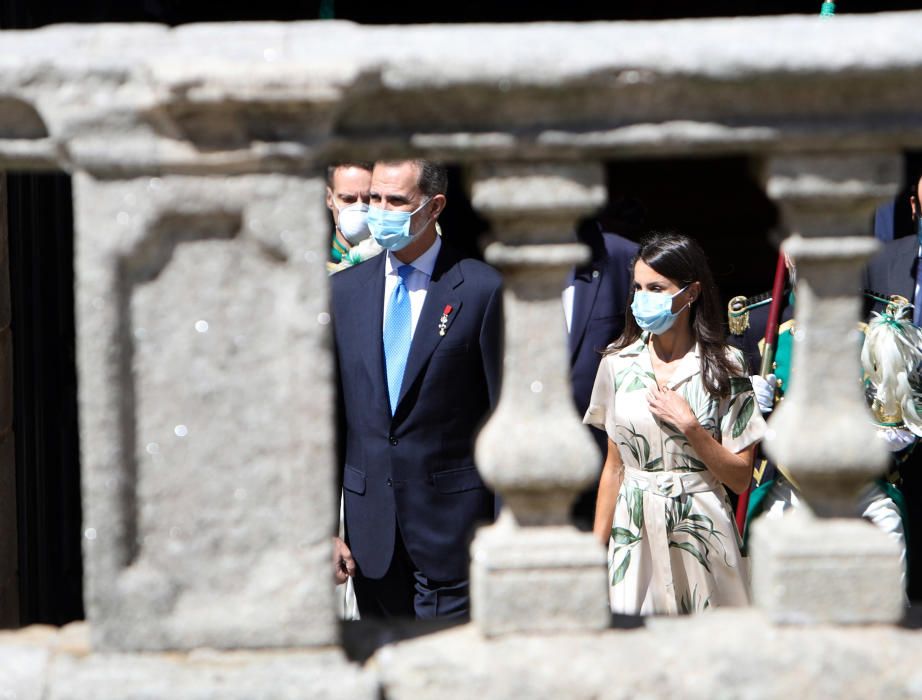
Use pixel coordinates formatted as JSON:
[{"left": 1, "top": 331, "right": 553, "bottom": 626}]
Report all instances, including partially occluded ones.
[
  {"left": 331, "top": 244, "right": 502, "bottom": 582},
  {"left": 863, "top": 234, "right": 919, "bottom": 317},
  {"left": 568, "top": 229, "right": 638, "bottom": 456}
]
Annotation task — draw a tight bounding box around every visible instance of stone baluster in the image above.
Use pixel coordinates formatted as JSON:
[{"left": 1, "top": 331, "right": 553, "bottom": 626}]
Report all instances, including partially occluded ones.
[
  {"left": 751, "top": 153, "right": 904, "bottom": 623},
  {"left": 467, "top": 163, "right": 610, "bottom": 636}
]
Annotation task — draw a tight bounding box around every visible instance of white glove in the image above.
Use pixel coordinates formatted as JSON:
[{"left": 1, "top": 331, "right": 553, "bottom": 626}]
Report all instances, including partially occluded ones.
[
  {"left": 875, "top": 426, "right": 917, "bottom": 453},
  {"left": 751, "top": 374, "right": 777, "bottom": 414}
]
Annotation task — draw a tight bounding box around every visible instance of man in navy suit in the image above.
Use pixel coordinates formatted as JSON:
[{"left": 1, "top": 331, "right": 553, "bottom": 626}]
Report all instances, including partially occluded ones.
[
  {"left": 565, "top": 212, "right": 639, "bottom": 528},
  {"left": 865, "top": 170, "right": 922, "bottom": 323},
  {"left": 330, "top": 160, "right": 502, "bottom": 619}
]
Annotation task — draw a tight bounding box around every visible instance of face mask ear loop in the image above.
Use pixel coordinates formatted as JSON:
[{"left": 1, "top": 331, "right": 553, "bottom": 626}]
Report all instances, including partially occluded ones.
[
  {"left": 672, "top": 285, "right": 690, "bottom": 313},
  {"left": 674, "top": 284, "right": 695, "bottom": 319},
  {"left": 412, "top": 197, "right": 432, "bottom": 216},
  {"left": 409, "top": 197, "right": 435, "bottom": 238}
]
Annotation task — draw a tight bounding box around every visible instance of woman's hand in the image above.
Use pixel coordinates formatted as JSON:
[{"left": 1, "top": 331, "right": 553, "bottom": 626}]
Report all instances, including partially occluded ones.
[
  {"left": 646, "top": 385, "right": 699, "bottom": 434},
  {"left": 648, "top": 384, "right": 754, "bottom": 494}
]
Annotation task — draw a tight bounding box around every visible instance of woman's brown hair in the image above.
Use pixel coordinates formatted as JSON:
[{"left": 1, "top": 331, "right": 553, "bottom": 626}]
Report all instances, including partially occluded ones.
[{"left": 608, "top": 231, "right": 739, "bottom": 398}]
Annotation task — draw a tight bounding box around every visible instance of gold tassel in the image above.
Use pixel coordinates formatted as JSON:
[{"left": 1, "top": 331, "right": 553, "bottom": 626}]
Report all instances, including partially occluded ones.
[{"left": 727, "top": 296, "right": 750, "bottom": 336}]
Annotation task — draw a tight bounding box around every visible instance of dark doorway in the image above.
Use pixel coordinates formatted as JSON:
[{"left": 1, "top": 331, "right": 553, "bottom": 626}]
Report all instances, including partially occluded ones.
[
  {"left": 437, "top": 156, "right": 782, "bottom": 306},
  {"left": 606, "top": 156, "right": 780, "bottom": 304},
  {"left": 6, "top": 173, "right": 83, "bottom": 626}
]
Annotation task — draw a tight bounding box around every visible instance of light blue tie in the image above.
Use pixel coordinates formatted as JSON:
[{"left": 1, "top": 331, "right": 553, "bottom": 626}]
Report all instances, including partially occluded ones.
[{"left": 383, "top": 264, "right": 414, "bottom": 414}]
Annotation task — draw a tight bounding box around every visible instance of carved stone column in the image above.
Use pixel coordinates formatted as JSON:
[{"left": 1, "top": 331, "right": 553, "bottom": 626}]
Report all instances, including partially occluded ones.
[
  {"left": 751, "top": 153, "right": 904, "bottom": 623},
  {"left": 468, "top": 163, "right": 610, "bottom": 636},
  {"left": 74, "top": 172, "right": 343, "bottom": 651}
]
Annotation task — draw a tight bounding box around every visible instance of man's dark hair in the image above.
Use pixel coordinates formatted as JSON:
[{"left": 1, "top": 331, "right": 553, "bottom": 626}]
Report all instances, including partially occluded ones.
[
  {"left": 326, "top": 161, "right": 373, "bottom": 186},
  {"left": 376, "top": 159, "right": 448, "bottom": 197},
  {"left": 415, "top": 160, "right": 448, "bottom": 197}
]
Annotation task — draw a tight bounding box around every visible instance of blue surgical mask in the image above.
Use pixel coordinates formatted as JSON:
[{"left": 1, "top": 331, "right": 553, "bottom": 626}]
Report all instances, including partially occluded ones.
[
  {"left": 631, "top": 286, "right": 689, "bottom": 335},
  {"left": 916, "top": 215, "right": 922, "bottom": 245},
  {"left": 367, "top": 198, "right": 432, "bottom": 252}
]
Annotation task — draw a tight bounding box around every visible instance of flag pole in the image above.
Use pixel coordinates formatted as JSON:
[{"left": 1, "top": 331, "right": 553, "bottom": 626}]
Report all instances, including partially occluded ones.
[{"left": 735, "top": 250, "right": 787, "bottom": 536}]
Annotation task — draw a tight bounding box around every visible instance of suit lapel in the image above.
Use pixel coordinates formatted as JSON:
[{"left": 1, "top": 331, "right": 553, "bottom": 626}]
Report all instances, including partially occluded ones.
[
  {"left": 395, "top": 247, "right": 463, "bottom": 414},
  {"left": 568, "top": 264, "right": 601, "bottom": 362},
  {"left": 345, "top": 253, "right": 390, "bottom": 414}
]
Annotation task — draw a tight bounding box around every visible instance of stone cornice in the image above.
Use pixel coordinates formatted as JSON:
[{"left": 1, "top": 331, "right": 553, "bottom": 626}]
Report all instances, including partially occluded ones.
[{"left": 1, "top": 14, "right": 921, "bottom": 173}]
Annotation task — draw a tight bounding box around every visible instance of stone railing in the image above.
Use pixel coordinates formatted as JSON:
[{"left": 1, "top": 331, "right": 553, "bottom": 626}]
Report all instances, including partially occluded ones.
[{"left": 1, "top": 12, "right": 922, "bottom": 698}]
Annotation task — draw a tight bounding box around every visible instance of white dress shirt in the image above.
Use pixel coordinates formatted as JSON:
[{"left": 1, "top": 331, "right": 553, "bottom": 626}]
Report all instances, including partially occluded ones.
[
  {"left": 562, "top": 284, "right": 575, "bottom": 334},
  {"left": 383, "top": 236, "right": 442, "bottom": 340}
]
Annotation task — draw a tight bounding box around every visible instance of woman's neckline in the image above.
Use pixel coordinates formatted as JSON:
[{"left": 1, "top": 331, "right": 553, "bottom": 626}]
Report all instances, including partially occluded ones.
[{"left": 647, "top": 335, "right": 696, "bottom": 390}]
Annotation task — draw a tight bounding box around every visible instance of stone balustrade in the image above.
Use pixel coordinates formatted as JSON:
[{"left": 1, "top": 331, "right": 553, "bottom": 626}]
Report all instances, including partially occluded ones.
[
  {"left": 1, "top": 12, "right": 922, "bottom": 698},
  {"left": 469, "top": 163, "right": 609, "bottom": 636},
  {"left": 752, "top": 153, "right": 904, "bottom": 624}
]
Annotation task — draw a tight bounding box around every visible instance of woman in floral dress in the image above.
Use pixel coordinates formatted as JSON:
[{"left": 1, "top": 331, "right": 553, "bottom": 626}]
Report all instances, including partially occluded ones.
[{"left": 584, "top": 232, "right": 766, "bottom": 615}]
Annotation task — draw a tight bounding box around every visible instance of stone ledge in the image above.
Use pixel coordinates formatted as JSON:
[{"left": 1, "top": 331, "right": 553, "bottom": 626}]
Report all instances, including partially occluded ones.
[
  {"left": 482, "top": 241, "right": 591, "bottom": 269},
  {"left": 0, "top": 624, "right": 378, "bottom": 700},
  {"left": 376, "top": 611, "right": 922, "bottom": 700}
]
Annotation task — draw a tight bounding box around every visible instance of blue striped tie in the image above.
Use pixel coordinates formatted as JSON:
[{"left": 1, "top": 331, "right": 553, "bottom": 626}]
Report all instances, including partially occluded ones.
[{"left": 383, "top": 264, "right": 414, "bottom": 414}]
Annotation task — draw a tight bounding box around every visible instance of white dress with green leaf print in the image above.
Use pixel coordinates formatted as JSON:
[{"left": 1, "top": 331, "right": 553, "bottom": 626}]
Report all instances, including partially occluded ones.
[{"left": 584, "top": 334, "right": 766, "bottom": 615}]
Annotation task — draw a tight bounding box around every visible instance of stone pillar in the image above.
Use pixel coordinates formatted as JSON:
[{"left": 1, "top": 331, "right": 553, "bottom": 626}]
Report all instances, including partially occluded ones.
[
  {"left": 751, "top": 153, "right": 904, "bottom": 623},
  {"left": 468, "top": 163, "right": 610, "bottom": 636},
  {"left": 74, "top": 172, "right": 340, "bottom": 651},
  {"left": 0, "top": 173, "right": 18, "bottom": 628}
]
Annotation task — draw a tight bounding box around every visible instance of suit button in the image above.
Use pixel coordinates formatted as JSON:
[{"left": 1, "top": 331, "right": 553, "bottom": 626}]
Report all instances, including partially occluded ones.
[
  {"left": 389, "top": 435, "right": 398, "bottom": 445},
  {"left": 386, "top": 478, "right": 393, "bottom": 487}
]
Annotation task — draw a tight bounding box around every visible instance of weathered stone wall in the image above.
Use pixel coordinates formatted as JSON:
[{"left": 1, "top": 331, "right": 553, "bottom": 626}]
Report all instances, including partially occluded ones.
[
  {"left": 0, "top": 11, "right": 921, "bottom": 699},
  {"left": 73, "top": 173, "right": 338, "bottom": 651}
]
